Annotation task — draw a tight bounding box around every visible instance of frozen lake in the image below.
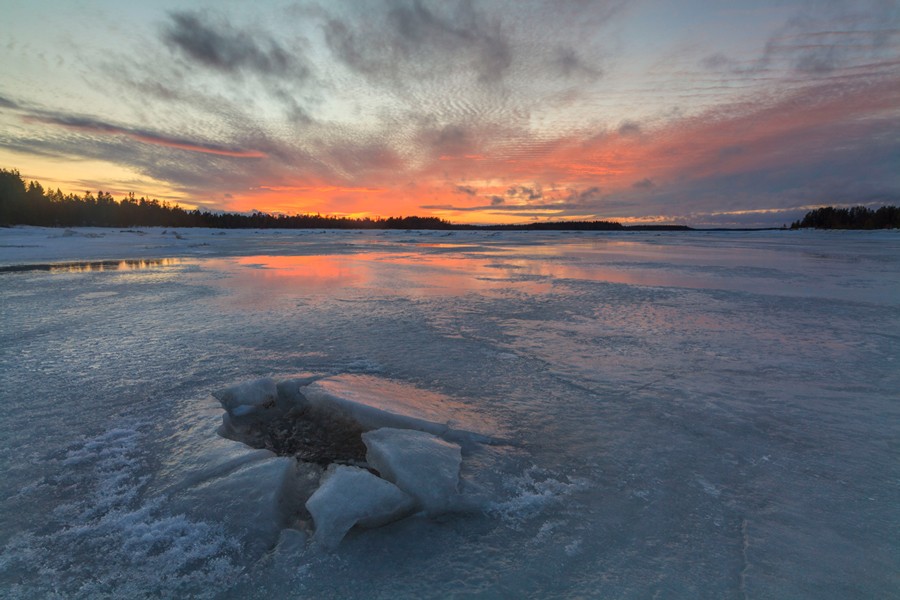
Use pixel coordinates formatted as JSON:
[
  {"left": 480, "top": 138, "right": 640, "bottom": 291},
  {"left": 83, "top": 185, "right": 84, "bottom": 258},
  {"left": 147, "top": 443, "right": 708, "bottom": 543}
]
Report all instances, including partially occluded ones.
[{"left": 1, "top": 227, "right": 898, "bottom": 598}]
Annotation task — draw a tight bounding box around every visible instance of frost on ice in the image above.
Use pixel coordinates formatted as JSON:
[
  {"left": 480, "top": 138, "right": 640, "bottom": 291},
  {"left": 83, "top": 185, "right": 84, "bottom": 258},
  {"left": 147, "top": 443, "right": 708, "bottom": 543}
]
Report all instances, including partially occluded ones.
[{"left": 203, "top": 373, "right": 496, "bottom": 550}]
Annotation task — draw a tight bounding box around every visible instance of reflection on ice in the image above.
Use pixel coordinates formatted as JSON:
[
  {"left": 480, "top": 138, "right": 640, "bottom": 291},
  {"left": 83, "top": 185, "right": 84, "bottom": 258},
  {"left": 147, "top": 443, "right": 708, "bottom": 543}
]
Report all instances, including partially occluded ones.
[
  {"left": 213, "top": 253, "right": 553, "bottom": 301},
  {"left": 303, "top": 375, "right": 497, "bottom": 443},
  {"left": 0, "top": 257, "right": 180, "bottom": 273}
]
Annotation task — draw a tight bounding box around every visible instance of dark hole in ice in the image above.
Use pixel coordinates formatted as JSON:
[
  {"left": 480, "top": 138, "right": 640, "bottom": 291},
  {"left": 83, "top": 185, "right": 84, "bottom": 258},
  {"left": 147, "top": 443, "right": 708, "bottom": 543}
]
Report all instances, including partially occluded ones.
[{"left": 225, "top": 405, "right": 368, "bottom": 467}]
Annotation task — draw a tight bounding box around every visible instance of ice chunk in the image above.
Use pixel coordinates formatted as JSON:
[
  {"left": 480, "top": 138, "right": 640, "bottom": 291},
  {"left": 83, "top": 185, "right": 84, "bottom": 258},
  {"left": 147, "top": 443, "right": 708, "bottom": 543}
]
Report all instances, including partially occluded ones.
[
  {"left": 152, "top": 397, "right": 278, "bottom": 496},
  {"left": 362, "top": 428, "right": 462, "bottom": 514},
  {"left": 213, "top": 378, "right": 279, "bottom": 417},
  {"left": 160, "top": 434, "right": 276, "bottom": 496},
  {"left": 168, "top": 456, "right": 298, "bottom": 556},
  {"left": 305, "top": 465, "right": 415, "bottom": 549},
  {"left": 302, "top": 374, "right": 495, "bottom": 445},
  {"left": 275, "top": 374, "right": 322, "bottom": 412}
]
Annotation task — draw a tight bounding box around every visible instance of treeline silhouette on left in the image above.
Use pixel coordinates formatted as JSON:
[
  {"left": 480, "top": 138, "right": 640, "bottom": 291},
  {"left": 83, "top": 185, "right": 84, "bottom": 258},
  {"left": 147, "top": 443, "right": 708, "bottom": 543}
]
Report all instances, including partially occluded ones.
[
  {"left": 0, "top": 168, "right": 688, "bottom": 231},
  {"left": 0, "top": 168, "right": 454, "bottom": 230}
]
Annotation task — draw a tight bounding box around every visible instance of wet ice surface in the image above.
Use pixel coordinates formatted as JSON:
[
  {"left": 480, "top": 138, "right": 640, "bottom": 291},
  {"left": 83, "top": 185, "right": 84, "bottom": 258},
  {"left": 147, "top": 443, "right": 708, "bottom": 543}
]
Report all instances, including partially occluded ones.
[{"left": 1, "top": 227, "right": 898, "bottom": 598}]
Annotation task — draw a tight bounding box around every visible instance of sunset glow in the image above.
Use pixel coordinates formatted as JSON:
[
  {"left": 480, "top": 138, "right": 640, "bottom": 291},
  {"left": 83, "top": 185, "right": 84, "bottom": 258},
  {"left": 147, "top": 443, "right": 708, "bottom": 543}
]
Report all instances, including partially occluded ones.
[{"left": 1, "top": 1, "right": 898, "bottom": 226}]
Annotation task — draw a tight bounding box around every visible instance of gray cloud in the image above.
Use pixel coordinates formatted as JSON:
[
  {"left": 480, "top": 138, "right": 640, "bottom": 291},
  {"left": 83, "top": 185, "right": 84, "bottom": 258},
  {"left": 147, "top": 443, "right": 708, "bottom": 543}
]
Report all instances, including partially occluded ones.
[
  {"left": 455, "top": 185, "right": 477, "bottom": 196},
  {"left": 163, "top": 11, "right": 307, "bottom": 79},
  {"left": 617, "top": 121, "right": 641, "bottom": 136},
  {"left": 507, "top": 185, "right": 543, "bottom": 200},
  {"left": 325, "top": 140, "right": 403, "bottom": 179},
  {"left": 567, "top": 186, "right": 603, "bottom": 203},
  {"left": 700, "top": 52, "right": 733, "bottom": 71},
  {"left": 0, "top": 94, "right": 19, "bottom": 109},
  {"left": 420, "top": 201, "right": 586, "bottom": 213},
  {"left": 420, "top": 184, "right": 613, "bottom": 216},
  {"left": 27, "top": 113, "right": 267, "bottom": 158},
  {"left": 325, "top": 0, "right": 512, "bottom": 83},
  {"left": 632, "top": 178, "right": 654, "bottom": 189},
  {"left": 421, "top": 124, "right": 475, "bottom": 157},
  {"left": 552, "top": 46, "right": 603, "bottom": 79},
  {"left": 701, "top": 1, "right": 900, "bottom": 78}
]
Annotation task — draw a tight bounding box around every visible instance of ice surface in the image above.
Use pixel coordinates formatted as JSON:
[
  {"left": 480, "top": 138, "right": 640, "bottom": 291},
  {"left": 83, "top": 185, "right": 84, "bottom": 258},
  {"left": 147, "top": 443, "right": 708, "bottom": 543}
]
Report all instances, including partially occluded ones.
[
  {"left": 2, "top": 227, "right": 898, "bottom": 598},
  {"left": 305, "top": 465, "right": 416, "bottom": 549},
  {"left": 269, "top": 528, "right": 309, "bottom": 570},
  {"left": 363, "top": 428, "right": 462, "bottom": 514}
]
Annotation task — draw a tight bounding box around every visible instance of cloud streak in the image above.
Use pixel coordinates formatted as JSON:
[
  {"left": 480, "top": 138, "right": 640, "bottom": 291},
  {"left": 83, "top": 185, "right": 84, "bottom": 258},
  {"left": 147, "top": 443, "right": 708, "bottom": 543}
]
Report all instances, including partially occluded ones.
[{"left": 26, "top": 114, "right": 267, "bottom": 158}]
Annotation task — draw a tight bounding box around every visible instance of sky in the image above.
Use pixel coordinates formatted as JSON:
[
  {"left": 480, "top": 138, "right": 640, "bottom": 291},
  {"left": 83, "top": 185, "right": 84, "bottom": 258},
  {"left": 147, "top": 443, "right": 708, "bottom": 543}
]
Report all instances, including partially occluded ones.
[{"left": 1, "top": 0, "right": 898, "bottom": 226}]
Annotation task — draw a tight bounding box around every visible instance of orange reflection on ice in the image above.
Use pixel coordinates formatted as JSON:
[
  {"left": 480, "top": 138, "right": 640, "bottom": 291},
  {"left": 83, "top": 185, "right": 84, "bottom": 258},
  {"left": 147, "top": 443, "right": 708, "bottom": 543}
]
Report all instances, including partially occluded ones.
[
  {"left": 207, "top": 252, "right": 554, "bottom": 311},
  {"left": 225, "top": 247, "right": 706, "bottom": 297},
  {"left": 234, "top": 255, "right": 370, "bottom": 287}
]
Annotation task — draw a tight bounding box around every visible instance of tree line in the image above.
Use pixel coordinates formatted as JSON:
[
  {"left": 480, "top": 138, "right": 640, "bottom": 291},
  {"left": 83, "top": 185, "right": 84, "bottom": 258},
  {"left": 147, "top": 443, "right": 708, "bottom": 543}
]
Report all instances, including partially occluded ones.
[
  {"left": 790, "top": 205, "right": 900, "bottom": 229},
  {"left": 1, "top": 167, "right": 658, "bottom": 231},
  {"left": 0, "top": 168, "right": 457, "bottom": 230}
]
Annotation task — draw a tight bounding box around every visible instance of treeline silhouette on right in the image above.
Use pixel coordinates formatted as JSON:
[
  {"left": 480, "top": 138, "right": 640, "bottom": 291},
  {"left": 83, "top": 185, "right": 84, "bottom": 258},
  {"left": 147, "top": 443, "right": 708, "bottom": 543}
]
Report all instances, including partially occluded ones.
[{"left": 790, "top": 206, "right": 900, "bottom": 229}]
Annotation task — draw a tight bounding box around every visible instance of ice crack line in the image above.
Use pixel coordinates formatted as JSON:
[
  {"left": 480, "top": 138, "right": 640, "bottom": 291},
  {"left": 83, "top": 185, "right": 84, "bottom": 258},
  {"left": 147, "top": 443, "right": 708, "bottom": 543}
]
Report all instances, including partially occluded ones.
[{"left": 739, "top": 517, "right": 751, "bottom": 600}]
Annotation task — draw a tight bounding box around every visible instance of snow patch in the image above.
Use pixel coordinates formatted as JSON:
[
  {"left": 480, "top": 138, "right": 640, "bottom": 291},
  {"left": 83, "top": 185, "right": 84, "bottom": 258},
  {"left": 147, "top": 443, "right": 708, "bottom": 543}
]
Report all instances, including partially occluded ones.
[{"left": 0, "top": 424, "right": 243, "bottom": 599}]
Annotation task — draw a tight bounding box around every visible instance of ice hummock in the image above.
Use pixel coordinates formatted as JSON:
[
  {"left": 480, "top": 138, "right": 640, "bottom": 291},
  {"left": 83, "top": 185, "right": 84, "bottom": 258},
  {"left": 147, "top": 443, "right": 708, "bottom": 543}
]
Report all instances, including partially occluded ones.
[
  {"left": 362, "top": 428, "right": 462, "bottom": 515},
  {"left": 305, "top": 465, "right": 416, "bottom": 549},
  {"left": 213, "top": 378, "right": 280, "bottom": 415},
  {"left": 203, "top": 373, "right": 497, "bottom": 550},
  {"left": 167, "top": 455, "right": 298, "bottom": 556},
  {"left": 300, "top": 374, "right": 496, "bottom": 446}
]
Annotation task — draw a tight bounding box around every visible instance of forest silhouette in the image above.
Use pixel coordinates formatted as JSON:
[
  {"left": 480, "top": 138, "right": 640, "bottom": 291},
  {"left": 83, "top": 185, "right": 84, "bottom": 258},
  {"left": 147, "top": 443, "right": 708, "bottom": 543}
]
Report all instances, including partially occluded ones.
[
  {"left": 789, "top": 206, "right": 900, "bottom": 230},
  {"left": 1, "top": 168, "right": 636, "bottom": 230},
  {"left": 4, "top": 167, "right": 896, "bottom": 230}
]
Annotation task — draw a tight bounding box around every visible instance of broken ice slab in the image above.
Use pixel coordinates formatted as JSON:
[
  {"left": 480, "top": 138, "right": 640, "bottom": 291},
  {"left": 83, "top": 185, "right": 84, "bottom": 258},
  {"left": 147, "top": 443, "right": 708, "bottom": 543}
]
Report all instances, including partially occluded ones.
[
  {"left": 213, "top": 374, "right": 324, "bottom": 420},
  {"left": 363, "top": 428, "right": 462, "bottom": 514},
  {"left": 168, "top": 455, "right": 299, "bottom": 556},
  {"left": 300, "top": 374, "right": 497, "bottom": 446},
  {"left": 213, "top": 378, "right": 279, "bottom": 414},
  {"left": 205, "top": 373, "right": 503, "bottom": 550},
  {"left": 305, "top": 465, "right": 416, "bottom": 549}
]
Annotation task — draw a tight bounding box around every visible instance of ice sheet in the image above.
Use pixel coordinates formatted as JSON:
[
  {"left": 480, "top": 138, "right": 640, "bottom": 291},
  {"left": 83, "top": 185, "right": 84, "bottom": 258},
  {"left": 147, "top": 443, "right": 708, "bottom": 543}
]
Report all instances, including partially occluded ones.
[{"left": 1, "top": 227, "right": 898, "bottom": 598}]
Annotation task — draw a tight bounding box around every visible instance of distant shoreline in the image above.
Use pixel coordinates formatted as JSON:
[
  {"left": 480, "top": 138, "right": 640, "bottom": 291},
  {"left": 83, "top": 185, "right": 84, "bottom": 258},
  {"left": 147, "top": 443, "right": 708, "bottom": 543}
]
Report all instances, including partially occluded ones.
[{"left": 2, "top": 168, "right": 897, "bottom": 231}]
